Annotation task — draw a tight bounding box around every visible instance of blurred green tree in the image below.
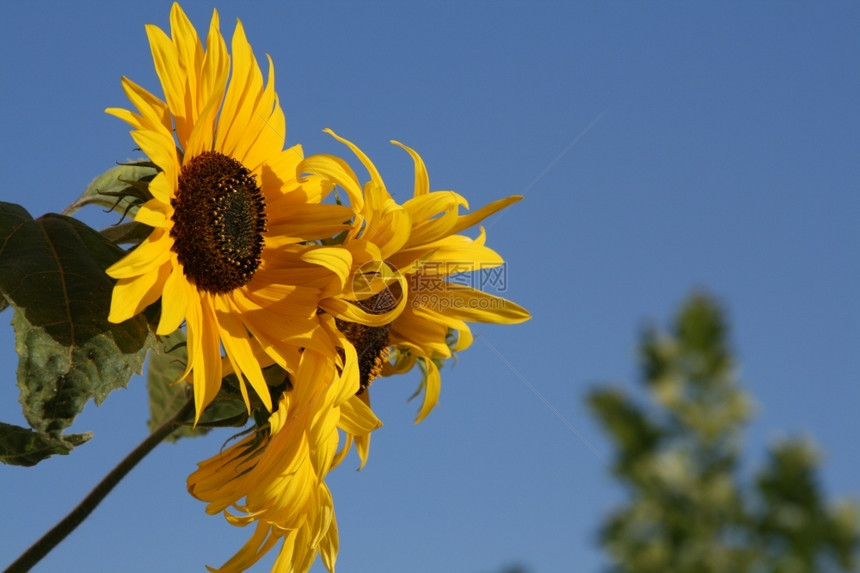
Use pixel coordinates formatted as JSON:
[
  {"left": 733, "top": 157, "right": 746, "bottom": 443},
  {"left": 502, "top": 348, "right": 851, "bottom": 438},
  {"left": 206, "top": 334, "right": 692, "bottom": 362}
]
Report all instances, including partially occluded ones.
[{"left": 588, "top": 294, "right": 859, "bottom": 573}]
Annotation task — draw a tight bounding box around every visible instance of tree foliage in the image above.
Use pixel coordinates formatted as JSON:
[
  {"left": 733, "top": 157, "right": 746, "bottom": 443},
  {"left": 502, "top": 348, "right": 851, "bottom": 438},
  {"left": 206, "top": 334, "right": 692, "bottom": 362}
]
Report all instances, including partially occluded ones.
[{"left": 588, "top": 294, "right": 859, "bottom": 573}]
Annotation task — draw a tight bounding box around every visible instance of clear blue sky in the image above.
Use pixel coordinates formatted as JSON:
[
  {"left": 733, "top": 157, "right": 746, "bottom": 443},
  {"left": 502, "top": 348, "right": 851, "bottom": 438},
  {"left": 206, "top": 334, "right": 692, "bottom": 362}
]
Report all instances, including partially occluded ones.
[{"left": 2, "top": 2, "right": 858, "bottom": 572}]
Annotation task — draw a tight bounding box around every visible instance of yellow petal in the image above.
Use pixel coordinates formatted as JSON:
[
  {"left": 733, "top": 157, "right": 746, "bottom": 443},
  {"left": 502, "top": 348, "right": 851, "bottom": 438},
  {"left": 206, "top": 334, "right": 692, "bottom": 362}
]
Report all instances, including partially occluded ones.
[
  {"left": 414, "top": 229, "right": 506, "bottom": 273},
  {"left": 200, "top": 9, "right": 229, "bottom": 122},
  {"left": 156, "top": 261, "right": 192, "bottom": 335},
  {"left": 107, "top": 263, "right": 171, "bottom": 323},
  {"left": 169, "top": 2, "right": 202, "bottom": 141},
  {"left": 408, "top": 306, "right": 474, "bottom": 352},
  {"left": 215, "top": 295, "right": 273, "bottom": 412},
  {"left": 362, "top": 198, "right": 411, "bottom": 260},
  {"left": 187, "top": 293, "right": 224, "bottom": 422},
  {"left": 318, "top": 488, "right": 339, "bottom": 571},
  {"left": 391, "top": 140, "right": 429, "bottom": 196},
  {"left": 389, "top": 306, "right": 453, "bottom": 358},
  {"left": 209, "top": 521, "right": 280, "bottom": 572},
  {"left": 234, "top": 285, "right": 333, "bottom": 360},
  {"left": 448, "top": 195, "right": 523, "bottom": 236},
  {"left": 324, "top": 128, "right": 388, "bottom": 194},
  {"left": 402, "top": 191, "right": 468, "bottom": 247},
  {"left": 338, "top": 394, "right": 383, "bottom": 436},
  {"left": 106, "top": 228, "right": 172, "bottom": 278},
  {"left": 238, "top": 56, "right": 285, "bottom": 171},
  {"left": 145, "top": 23, "right": 187, "bottom": 143},
  {"left": 129, "top": 129, "right": 179, "bottom": 180},
  {"left": 134, "top": 199, "right": 171, "bottom": 228},
  {"left": 415, "top": 357, "right": 441, "bottom": 423},
  {"left": 147, "top": 171, "right": 175, "bottom": 204},
  {"left": 299, "top": 246, "right": 353, "bottom": 290},
  {"left": 105, "top": 107, "right": 143, "bottom": 130},
  {"left": 182, "top": 75, "right": 225, "bottom": 159},
  {"left": 319, "top": 278, "right": 407, "bottom": 327},
  {"left": 299, "top": 154, "right": 364, "bottom": 211},
  {"left": 381, "top": 348, "right": 416, "bottom": 376},
  {"left": 264, "top": 202, "right": 353, "bottom": 244},
  {"left": 421, "top": 284, "right": 531, "bottom": 324},
  {"left": 259, "top": 145, "right": 308, "bottom": 202},
  {"left": 216, "top": 19, "right": 263, "bottom": 158},
  {"left": 117, "top": 76, "right": 171, "bottom": 133}
]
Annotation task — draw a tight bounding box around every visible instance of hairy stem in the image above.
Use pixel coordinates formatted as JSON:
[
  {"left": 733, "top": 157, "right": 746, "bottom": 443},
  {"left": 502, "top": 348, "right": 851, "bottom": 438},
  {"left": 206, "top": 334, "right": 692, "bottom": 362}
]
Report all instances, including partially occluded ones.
[{"left": 4, "top": 395, "right": 195, "bottom": 573}]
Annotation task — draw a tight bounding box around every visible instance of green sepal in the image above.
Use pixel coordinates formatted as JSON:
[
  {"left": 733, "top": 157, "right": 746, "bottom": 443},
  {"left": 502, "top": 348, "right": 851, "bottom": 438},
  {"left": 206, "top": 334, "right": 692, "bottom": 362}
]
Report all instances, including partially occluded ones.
[
  {"left": 406, "top": 328, "right": 457, "bottom": 403},
  {"left": 100, "top": 221, "right": 154, "bottom": 246},
  {"left": 63, "top": 161, "right": 157, "bottom": 219}
]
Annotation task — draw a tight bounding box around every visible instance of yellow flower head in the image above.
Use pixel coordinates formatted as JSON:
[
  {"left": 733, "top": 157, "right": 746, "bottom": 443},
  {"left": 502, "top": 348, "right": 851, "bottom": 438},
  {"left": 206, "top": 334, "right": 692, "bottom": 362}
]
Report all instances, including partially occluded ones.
[
  {"left": 188, "top": 347, "right": 382, "bottom": 572},
  {"left": 105, "top": 3, "right": 354, "bottom": 420},
  {"left": 303, "top": 130, "right": 531, "bottom": 423}
]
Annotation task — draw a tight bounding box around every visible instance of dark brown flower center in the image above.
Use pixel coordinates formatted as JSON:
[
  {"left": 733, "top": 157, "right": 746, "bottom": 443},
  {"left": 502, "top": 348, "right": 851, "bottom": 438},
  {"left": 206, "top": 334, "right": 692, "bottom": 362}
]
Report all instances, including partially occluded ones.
[
  {"left": 336, "top": 320, "right": 391, "bottom": 395},
  {"left": 335, "top": 288, "right": 400, "bottom": 394},
  {"left": 171, "top": 151, "right": 267, "bottom": 293}
]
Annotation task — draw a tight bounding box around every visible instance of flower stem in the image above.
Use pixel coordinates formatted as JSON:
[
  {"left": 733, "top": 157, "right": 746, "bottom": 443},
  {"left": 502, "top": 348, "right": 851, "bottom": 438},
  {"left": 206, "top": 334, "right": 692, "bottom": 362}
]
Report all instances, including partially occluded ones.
[{"left": 3, "top": 395, "right": 195, "bottom": 573}]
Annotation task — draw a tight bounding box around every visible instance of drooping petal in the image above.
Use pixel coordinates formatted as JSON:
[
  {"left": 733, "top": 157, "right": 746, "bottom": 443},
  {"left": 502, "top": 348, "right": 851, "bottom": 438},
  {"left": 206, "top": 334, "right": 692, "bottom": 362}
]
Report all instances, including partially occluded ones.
[
  {"left": 389, "top": 305, "right": 455, "bottom": 359},
  {"left": 299, "top": 153, "right": 365, "bottom": 211},
  {"left": 319, "top": 285, "right": 407, "bottom": 327},
  {"left": 323, "top": 128, "right": 388, "bottom": 198},
  {"left": 415, "top": 357, "right": 441, "bottom": 423},
  {"left": 207, "top": 521, "right": 280, "bottom": 572},
  {"left": 214, "top": 295, "right": 272, "bottom": 412},
  {"left": 317, "top": 486, "right": 339, "bottom": 572},
  {"left": 448, "top": 194, "right": 523, "bottom": 236},
  {"left": 402, "top": 190, "right": 468, "bottom": 247},
  {"left": 186, "top": 293, "right": 223, "bottom": 421},
  {"left": 337, "top": 394, "right": 383, "bottom": 438},
  {"left": 422, "top": 283, "right": 531, "bottom": 324},
  {"left": 299, "top": 246, "right": 353, "bottom": 290},
  {"left": 361, "top": 195, "right": 411, "bottom": 260},
  {"left": 391, "top": 140, "right": 429, "bottom": 196}
]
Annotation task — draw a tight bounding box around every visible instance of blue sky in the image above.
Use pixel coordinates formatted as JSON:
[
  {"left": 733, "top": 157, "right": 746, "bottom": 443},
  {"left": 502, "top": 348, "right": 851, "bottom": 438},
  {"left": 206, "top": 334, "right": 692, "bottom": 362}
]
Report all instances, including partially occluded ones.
[{"left": 1, "top": 2, "right": 858, "bottom": 572}]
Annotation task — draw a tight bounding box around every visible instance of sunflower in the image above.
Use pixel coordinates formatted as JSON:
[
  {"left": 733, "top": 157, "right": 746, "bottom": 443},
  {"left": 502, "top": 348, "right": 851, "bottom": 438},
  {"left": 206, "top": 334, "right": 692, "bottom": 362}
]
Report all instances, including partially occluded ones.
[
  {"left": 304, "top": 130, "right": 531, "bottom": 423},
  {"left": 188, "top": 344, "right": 381, "bottom": 573},
  {"left": 106, "top": 3, "right": 354, "bottom": 420}
]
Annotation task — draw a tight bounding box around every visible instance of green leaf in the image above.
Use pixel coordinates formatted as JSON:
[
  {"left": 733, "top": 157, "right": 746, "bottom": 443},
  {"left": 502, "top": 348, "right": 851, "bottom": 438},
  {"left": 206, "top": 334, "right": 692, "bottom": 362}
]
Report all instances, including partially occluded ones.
[
  {"left": 147, "top": 329, "right": 195, "bottom": 441},
  {"left": 62, "top": 162, "right": 157, "bottom": 218},
  {"left": 0, "top": 202, "right": 155, "bottom": 460},
  {"left": 147, "top": 329, "right": 249, "bottom": 442},
  {"left": 0, "top": 422, "right": 91, "bottom": 467}
]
